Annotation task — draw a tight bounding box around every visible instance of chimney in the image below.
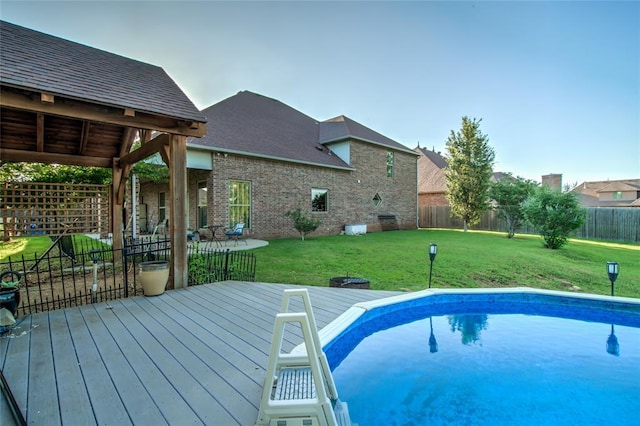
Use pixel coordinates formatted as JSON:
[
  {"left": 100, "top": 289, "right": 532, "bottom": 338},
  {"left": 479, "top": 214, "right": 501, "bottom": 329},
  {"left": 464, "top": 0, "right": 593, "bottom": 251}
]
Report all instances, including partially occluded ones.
[{"left": 541, "top": 174, "right": 563, "bottom": 191}]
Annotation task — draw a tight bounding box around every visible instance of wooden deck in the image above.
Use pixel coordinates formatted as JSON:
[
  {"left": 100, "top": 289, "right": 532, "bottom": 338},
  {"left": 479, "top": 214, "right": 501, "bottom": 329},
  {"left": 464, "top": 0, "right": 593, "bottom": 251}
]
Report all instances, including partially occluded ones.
[{"left": 1, "top": 281, "right": 398, "bottom": 425}]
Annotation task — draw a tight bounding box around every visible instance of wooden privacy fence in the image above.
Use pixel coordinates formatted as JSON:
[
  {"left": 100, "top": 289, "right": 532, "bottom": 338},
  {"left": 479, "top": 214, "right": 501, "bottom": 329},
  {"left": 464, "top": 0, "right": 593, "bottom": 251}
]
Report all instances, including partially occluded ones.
[
  {"left": 419, "top": 206, "right": 640, "bottom": 243},
  {"left": 0, "top": 182, "right": 109, "bottom": 239}
]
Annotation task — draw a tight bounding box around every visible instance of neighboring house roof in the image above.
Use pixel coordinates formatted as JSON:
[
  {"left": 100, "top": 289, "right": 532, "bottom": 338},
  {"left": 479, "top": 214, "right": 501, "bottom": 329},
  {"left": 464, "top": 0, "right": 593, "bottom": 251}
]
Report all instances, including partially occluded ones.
[
  {"left": 572, "top": 179, "right": 640, "bottom": 197},
  {"left": 319, "top": 115, "right": 415, "bottom": 154},
  {"left": 596, "top": 181, "right": 640, "bottom": 193},
  {"left": 415, "top": 147, "right": 448, "bottom": 193},
  {"left": 572, "top": 178, "right": 640, "bottom": 207},
  {"left": 0, "top": 20, "right": 206, "bottom": 122},
  {"left": 414, "top": 146, "right": 512, "bottom": 194},
  {"left": 189, "top": 91, "right": 412, "bottom": 169}
]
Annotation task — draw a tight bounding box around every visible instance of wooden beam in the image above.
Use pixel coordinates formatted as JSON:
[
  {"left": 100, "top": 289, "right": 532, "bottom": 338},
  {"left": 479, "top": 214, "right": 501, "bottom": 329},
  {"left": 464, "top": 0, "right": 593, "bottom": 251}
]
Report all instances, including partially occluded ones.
[
  {"left": 159, "top": 144, "right": 170, "bottom": 166},
  {"left": 169, "top": 134, "right": 188, "bottom": 290},
  {"left": 1, "top": 87, "right": 206, "bottom": 137},
  {"left": 78, "top": 121, "right": 91, "bottom": 155},
  {"left": 115, "top": 163, "right": 133, "bottom": 205},
  {"left": 118, "top": 133, "right": 169, "bottom": 166},
  {"left": 36, "top": 113, "right": 44, "bottom": 152},
  {"left": 0, "top": 148, "right": 112, "bottom": 168},
  {"left": 41, "top": 93, "right": 54, "bottom": 104},
  {"left": 119, "top": 127, "right": 136, "bottom": 158},
  {"left": 123, "top": 108, "right": 135, "bottom": 117}
]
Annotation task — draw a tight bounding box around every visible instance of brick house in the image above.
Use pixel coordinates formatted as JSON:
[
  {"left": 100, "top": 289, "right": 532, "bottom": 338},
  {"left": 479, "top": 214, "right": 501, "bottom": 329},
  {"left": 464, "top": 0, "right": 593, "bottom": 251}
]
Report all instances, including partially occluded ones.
[
  {"left": 571, "top": 179, "right": 640, "bottom": 207},
  {"left": 139, "top": 91, "right": 418, "bottom": 239},
  {"left": 415, "top": 146, "right": 515, "bottom": 207},
  {"left": 415, "top": 146, "right": 449, "bottom": 206}
]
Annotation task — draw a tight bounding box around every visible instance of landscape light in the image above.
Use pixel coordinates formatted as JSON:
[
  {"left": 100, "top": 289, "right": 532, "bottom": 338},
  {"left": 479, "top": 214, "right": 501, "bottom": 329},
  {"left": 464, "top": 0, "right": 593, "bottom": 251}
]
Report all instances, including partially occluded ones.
[
  {"left": 606, "top": 262, "right": 619, "bottom": 297},
  {"left": 428, "top": 243, "right": 437, "bottom": 288}
]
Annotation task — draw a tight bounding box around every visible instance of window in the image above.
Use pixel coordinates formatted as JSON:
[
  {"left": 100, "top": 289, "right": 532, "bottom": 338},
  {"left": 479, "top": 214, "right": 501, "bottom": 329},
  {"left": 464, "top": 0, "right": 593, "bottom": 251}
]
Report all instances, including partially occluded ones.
[
  {"left": 229, "top": 180, "right": 251, "bottom": 227},
  {"left": 612, "top": 191, "right": 623, "bottom": 200},
  {"left": 312, "top": 189, "right": 328, "bottom": 212},
  {"left": 197, "top": 181, "right": 208, "bottom": 228},
  {"left": 373, "top": 193, "right": 382, "bottom": 207},
  {"left": 158, "top": 192, "right": 166, "bottom": 222},
  {"left": 386, "top": 152, "right": 394, "bottom": 177}
]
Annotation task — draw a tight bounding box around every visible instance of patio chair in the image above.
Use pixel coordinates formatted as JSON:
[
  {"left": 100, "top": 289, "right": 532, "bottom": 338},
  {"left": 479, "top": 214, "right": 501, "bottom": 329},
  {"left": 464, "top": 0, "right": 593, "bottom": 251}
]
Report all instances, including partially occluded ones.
[{"left": 224, "top": 222, "right": 247, "bottom": 245}]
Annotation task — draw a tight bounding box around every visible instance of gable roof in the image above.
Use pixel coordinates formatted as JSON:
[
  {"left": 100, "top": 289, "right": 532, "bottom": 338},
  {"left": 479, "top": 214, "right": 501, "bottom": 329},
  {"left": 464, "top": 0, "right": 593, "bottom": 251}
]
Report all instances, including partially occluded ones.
[
  {"left": 572, "top": 179, "right": 640, "bottom": 197},
  {"left": 319, "top": 115, "right": 415, "bottom": 154},
  {"left": 414, "top": 147, "right": 447, "bottom": 193},
  {"left": 414, "top": 147, "right": 448, "bottom": 169},
  {"left": 596, "top": 181, "right": 640, "bottom": 193},
  {"left": 189, "top": 91, "right": 413, "bottom": 169},
  {"left": 0, "top": 20, "right": 206, "bottom": 123}
]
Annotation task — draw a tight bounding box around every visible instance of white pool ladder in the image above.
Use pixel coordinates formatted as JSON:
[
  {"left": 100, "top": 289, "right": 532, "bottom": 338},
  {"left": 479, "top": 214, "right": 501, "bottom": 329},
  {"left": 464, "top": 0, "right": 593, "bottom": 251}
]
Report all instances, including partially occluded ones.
[{"left": 255, "top": 289, "right": 352, "bottom": 426}]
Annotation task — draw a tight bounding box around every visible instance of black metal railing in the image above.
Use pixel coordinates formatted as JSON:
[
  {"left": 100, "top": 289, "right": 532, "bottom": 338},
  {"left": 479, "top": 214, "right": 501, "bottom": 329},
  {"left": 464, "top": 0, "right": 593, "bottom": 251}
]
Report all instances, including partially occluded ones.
[{"left": 0, "top": 236, "right": 256, "bottom": 316}]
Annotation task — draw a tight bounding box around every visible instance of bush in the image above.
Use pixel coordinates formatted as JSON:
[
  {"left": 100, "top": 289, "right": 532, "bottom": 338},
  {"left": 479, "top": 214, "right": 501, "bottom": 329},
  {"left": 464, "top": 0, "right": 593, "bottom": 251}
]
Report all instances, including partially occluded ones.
[
  {"left": 524, "top": 187, "right": 585, "bottom": 249},
  {"left": 285, "top": 208, "right": 321, "bottom": 241}
]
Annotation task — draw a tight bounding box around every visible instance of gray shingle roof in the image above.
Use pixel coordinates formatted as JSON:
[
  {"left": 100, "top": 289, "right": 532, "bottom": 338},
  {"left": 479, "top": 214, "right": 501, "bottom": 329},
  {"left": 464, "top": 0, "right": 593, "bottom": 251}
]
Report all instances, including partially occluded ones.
[
  {"left": 320, "top": 115, "right": 415, "bottom": 154},
  {"left": 0, "top": 20, "right": 206, "bottom": 123},
  {"left": 415, "top": 147, "right": 448, "bottom": 169},
  {"left": 190, "top": 91, "right": 413, "bottom": 169}
]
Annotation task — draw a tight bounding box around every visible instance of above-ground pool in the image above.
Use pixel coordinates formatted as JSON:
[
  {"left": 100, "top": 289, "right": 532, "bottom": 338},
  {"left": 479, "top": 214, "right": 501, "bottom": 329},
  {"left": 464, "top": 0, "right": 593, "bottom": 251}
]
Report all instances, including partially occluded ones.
[{"left": 311, "top": 289, "right": 640, "bottom": 426}]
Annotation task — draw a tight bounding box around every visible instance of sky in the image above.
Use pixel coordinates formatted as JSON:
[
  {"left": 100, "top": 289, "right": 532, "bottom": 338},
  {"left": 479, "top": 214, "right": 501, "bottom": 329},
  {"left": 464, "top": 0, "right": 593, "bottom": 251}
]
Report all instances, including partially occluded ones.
[{"left": 1, "top": 0, "right": 639, "bottom": 186}]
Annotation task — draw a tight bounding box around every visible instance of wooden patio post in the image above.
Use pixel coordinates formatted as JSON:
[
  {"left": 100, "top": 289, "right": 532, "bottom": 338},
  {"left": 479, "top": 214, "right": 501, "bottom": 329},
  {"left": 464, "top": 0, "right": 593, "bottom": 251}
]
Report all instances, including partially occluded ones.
[
  {"left": 111, "top": 160, "right": 124, "bottom": 262},
  {"left": 169, "top": 134, "right": 188, "bottom": 289}
]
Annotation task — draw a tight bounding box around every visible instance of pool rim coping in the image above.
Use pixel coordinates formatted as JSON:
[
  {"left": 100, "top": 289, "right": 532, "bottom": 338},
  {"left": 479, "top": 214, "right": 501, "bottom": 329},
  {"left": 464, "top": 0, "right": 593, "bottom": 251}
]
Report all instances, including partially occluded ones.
[{"left": 292, "top": 287, "right": 640, "bottom": 355}]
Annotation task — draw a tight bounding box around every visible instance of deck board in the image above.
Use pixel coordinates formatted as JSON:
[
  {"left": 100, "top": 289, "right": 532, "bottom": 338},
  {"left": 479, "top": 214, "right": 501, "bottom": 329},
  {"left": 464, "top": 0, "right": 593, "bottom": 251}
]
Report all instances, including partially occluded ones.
[{"left": 1, "top": 281, "right": 399, "bottom": 425}]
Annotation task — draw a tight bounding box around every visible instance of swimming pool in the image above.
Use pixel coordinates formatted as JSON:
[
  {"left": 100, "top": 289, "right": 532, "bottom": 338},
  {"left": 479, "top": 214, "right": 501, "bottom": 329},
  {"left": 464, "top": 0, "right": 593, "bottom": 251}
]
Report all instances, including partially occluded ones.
[{"left": 310, "top": 288, "right": 640, "bottom": 425}]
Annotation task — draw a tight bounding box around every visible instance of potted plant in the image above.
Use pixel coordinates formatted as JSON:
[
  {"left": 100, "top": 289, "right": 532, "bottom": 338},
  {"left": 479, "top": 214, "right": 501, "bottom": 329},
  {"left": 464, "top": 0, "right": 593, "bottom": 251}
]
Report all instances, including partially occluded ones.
[{"left": 139, "top": 260, "right": 169, "bottom": 296}]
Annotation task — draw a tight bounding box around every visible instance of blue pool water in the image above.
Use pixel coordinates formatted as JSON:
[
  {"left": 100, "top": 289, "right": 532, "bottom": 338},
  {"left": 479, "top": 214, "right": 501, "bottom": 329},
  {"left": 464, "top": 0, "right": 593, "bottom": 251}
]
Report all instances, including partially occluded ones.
[{"left": 327, "top": 293, "right": 640, "bottom": 425}]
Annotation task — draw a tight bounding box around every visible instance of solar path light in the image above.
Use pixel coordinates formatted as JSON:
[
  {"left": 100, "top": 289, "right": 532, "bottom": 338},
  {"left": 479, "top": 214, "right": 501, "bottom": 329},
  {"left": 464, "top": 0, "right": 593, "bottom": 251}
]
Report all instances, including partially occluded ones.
[
  {"left": 428, "top": 243, "right": 437, "bottom": 289},
  {"left": 606, "top": 261, "right": 619, "bottom": 297}
]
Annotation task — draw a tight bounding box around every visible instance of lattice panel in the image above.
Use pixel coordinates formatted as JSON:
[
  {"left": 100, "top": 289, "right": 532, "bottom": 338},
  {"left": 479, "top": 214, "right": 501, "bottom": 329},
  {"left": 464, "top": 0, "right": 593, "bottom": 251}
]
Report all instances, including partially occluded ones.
[{"left": 0, "top": 182, "right": 109, "bottom": 238}]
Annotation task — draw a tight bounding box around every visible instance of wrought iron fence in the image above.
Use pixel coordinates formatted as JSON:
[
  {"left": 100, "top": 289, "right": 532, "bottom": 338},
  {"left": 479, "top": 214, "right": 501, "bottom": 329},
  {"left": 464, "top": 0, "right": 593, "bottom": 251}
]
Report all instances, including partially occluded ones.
[{"left": 0, "top": 236, "right": 256, "bottom": 316}]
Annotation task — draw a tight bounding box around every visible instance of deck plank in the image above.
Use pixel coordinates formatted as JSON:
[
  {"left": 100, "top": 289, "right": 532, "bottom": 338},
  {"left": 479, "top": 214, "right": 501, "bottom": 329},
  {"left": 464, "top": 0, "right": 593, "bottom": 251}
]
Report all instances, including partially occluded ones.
[
  {"left": 1, "top": 315, "right": 32, "bottom": 426},
  {"left": 26, "top": 312, "right": 61, "bottom": 425},
  {"left": 112, "top": 297, "right": 237, "bottom": 425},
  {"left": 77, "top": 304, "right": 168, "bottom": 425},
  {"left": 48, "top": 309, "right": 97, "bottom": 425},
  {"left": 1, "top": 282, "right": 399, "bottom": 425},
  {"left": 95, "top": 299, "right": 205, "bottom": 425}
]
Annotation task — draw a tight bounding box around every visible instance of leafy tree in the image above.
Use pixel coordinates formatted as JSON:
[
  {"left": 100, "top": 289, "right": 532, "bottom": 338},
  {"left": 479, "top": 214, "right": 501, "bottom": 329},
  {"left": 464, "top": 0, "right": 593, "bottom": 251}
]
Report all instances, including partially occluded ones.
[
  {"left": 285, "top": 208, "right": 322, "bottom": 241},
  {"left": 489, "top": 175, "right": 538, "bottom": 238},
  {"left": 0, "top": 138, "right": 168, "bottom": 184},
  {"left": 523, "top": 186, "right": 585, "bottom": 249},
  {"left": 0, "top": 162, "right": 111, "bottom": 184},
  {"left": 445, "top": 116, "right": 496, "bottom": 231}
]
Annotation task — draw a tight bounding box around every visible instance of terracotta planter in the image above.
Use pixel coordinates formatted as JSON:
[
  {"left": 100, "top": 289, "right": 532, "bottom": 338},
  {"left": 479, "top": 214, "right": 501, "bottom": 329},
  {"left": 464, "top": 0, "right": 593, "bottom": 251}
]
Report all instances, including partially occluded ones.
[{"left": 139, "top": 261, "right": 169, "bottom": 296}]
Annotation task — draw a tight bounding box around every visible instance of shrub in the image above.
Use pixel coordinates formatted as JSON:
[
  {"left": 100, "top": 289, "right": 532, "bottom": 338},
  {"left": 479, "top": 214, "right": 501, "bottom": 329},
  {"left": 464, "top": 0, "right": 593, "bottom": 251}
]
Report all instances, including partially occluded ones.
[
  {"left": 524, "top": 187, "right": 585, "bottom": 249},
  {"left": 285, "top": 208, "right": 321, "bottom": 241}
]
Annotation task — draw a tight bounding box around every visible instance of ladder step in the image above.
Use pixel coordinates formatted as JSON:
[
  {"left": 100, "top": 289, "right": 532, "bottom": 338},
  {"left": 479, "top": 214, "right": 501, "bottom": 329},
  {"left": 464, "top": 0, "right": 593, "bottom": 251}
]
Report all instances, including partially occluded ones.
[{"left": 275, "top": 367, "right": 316, "bottom": 400}]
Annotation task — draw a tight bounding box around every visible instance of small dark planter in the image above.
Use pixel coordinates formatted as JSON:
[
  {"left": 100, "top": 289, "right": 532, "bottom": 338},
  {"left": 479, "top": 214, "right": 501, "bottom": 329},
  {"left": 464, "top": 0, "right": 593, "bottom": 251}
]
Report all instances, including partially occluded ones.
[
  {"left": 329, "top": 276, "right": 370, "bottom": 289},
  {"left": 0, "top": 287, "right": 20, "bottom": 316}
]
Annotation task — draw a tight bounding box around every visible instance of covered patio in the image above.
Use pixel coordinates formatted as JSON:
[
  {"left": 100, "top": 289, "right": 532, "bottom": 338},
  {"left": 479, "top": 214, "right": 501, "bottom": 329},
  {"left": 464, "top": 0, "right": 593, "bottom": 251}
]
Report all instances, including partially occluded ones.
[{"left": 1, "top": 282, "right": 398, "bottom": 425}]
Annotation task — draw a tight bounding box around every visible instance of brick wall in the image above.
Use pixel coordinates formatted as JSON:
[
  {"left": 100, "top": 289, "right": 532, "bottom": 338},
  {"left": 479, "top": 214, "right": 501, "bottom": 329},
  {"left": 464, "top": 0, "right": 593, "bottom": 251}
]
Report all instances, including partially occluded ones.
[
  {"left": 139, "top": 141, "right": 417, "bottom": 239},
  {"left": 418, "top": 192, "right": 449, "bottom": 207}
]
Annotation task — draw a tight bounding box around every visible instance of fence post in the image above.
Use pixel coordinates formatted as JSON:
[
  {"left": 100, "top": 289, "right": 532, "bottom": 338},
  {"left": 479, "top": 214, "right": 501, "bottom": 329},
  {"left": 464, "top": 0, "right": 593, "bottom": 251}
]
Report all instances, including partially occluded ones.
[{"left": 224, "top": 249, "right": 230, "bottom": 281}]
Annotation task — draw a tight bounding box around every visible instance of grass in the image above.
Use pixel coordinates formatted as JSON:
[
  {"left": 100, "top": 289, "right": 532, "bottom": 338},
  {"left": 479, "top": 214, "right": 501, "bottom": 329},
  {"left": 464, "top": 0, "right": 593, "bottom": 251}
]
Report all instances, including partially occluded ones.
[
  {"left": 0, "top": 235, "right": 110, "bottom": 262},
  {"left": 253, "top": 229, "right": 640, "bottom": 298},
  {"left": 3, "top": 230, "right": 638, "bottom": 298}
]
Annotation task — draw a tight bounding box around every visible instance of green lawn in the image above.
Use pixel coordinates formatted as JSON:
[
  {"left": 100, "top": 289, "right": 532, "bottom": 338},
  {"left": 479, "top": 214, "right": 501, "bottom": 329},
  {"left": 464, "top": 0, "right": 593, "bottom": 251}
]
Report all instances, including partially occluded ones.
[
  {"left": 0, "top": 235, "right": 110, "bottom": 263},
  {"left": 253, "top": 229, "right": 640, "bottom": 298}
]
